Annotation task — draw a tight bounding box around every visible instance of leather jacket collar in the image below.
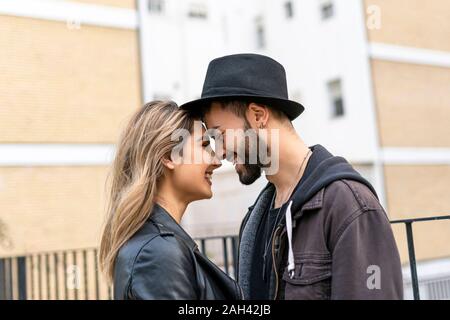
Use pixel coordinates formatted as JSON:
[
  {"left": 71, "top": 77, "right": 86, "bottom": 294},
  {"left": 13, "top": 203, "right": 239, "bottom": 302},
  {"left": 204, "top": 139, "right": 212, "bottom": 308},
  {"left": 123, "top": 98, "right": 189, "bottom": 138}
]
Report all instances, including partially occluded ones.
[{"left": 149, "top": 203, "right": 198, "bottom": 251}]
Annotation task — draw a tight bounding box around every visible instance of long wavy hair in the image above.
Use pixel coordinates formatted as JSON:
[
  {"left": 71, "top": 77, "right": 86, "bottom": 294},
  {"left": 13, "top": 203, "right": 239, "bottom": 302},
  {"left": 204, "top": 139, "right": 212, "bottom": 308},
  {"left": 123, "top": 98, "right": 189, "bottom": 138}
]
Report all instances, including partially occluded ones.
[{"left": 99, "top": 101, "right": 194, "bottom": 281}]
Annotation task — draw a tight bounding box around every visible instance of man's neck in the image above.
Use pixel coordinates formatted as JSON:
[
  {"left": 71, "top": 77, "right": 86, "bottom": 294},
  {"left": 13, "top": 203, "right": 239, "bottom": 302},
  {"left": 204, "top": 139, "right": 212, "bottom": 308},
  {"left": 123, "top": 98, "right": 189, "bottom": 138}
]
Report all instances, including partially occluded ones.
[{"left": 265, "top": 128, "right": 311, "bottom": 208}]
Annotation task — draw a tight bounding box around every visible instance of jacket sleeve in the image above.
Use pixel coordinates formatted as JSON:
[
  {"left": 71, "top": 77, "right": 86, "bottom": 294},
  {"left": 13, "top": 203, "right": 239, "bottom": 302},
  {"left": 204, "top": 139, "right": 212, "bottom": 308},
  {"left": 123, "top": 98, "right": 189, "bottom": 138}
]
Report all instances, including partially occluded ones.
[
  {"left": 129, "top": 236, "right": 198, "bottom": 300},
  {"left": 330, "top": 208, "right": 404, "bottom": 300}
]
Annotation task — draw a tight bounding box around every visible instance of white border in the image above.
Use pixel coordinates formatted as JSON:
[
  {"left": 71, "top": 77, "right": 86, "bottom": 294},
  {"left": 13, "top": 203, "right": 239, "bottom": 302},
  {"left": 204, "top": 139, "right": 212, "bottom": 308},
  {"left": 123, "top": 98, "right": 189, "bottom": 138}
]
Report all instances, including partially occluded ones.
[
  {"left": 382, "top": 147, "right": 450, "bottom": 165},
  {"left": 2, "top": 145, "right": 449, "bottom": 166},
  {"left": 402, "top": 257, "right": 450, "bottom": 283},
  {"left": 369, "top": 43, "right": 450, "bottom": 68},
  {"left": 402, "top": 257, "right": 450, "bottom": 300},
  {"left": 357, "top": 0, "right": 387, "bottom": 207},
  {"left": 136, "top": 0, "right": 152, "bottom": 102},
  {"left": 0, "top": 144, "right": 115, "bottom": 166},
  {"left": 0, "top": 0, "right": 138, "bottom": 29}
]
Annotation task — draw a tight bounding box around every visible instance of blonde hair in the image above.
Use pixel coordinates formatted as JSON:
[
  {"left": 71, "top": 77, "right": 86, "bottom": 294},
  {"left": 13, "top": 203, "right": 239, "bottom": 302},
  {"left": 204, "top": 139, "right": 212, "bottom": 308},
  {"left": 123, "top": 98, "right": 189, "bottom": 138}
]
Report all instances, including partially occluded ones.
[{"left": 99, "top": 101, "right": 194, "bottom": 281}]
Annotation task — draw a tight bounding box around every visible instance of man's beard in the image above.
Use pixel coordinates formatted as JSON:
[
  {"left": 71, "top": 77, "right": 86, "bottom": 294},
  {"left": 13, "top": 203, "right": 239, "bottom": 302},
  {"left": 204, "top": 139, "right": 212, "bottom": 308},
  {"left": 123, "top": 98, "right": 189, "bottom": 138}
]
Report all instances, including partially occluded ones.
[
  {"left": 236, "top": 162, "right": 261, "bottom": 185},
  {"left": 235, "top": 121, "right": 266, "bottom": 185}
]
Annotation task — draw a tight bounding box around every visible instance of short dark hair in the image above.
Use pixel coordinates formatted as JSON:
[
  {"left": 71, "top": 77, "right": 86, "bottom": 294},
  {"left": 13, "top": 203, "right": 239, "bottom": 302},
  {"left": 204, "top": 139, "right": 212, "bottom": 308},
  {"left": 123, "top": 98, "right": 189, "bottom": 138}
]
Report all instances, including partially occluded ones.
[{"left": 202, "top": 100, "right": 292, "bottom": 125}]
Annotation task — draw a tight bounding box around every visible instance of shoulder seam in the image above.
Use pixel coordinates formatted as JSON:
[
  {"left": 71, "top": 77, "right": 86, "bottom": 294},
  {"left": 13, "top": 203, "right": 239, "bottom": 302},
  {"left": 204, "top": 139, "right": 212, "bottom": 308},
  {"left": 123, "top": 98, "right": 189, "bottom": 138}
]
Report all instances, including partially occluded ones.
[
  {"left": 341, "top": 179, "right": 380, "bottom": 211},
  {"left": 125, "top": 233, "right": 161, "bottom": 299},
  {"left": 332, "top": 208, "right": 387, "bottom": 253},
  {"left": 340, "top": 180, "right": 368, "bottom": 210}
]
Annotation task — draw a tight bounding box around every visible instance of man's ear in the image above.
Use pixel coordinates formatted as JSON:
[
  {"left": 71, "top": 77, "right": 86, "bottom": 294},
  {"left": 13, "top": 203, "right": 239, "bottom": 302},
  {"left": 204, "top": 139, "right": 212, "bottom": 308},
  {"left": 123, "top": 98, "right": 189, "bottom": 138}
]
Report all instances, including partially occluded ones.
[
  {"left": 247, "top": 102, "right": 269, "bottom": 128},
  {"left": 161, "top": 157, "right": 176, "bottom": 170}
]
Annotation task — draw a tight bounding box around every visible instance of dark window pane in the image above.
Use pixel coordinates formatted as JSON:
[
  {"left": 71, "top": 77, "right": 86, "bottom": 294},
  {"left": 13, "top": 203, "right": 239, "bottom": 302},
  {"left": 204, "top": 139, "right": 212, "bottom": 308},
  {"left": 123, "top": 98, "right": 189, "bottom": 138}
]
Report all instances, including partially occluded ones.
[
  {"left": 334, "top": 98, "right": 344, "bottom": 117},
  {"left": 321, "top": 2, "right": 334, "bottom": 20},
  {"left": 148, "top": 0, "right": 164, "bottom": 13},
  {"left": 188, "top": 3, "right": 208, "bottom": 19},
  {"left": 327, "top": 79, "right": 345, "bottom": 118},
  {"left": 285, "top": 1, "right": 294, "bottom": 18}
]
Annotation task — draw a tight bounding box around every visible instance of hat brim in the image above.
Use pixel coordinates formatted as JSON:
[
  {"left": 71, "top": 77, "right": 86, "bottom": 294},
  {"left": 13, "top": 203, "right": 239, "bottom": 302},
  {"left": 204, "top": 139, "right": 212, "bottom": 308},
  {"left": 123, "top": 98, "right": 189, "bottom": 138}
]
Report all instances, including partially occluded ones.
[{"left": 179, "top": 94, "right": 304, "bottom": 121}]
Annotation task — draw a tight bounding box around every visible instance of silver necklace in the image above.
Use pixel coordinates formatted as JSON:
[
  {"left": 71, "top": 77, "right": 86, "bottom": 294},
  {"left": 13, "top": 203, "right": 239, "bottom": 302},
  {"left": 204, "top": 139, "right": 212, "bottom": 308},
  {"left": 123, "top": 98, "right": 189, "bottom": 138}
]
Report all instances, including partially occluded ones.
[{"left": 262, "top": 149, "right": 312, "bottom": 280}]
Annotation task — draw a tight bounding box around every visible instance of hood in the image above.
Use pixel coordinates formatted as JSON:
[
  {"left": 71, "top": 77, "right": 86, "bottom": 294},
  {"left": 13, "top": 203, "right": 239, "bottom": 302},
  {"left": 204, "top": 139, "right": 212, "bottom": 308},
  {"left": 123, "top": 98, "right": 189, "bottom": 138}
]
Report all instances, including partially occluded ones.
[{"left": 290, "top": 145, "right": 377, "bottom": 214}]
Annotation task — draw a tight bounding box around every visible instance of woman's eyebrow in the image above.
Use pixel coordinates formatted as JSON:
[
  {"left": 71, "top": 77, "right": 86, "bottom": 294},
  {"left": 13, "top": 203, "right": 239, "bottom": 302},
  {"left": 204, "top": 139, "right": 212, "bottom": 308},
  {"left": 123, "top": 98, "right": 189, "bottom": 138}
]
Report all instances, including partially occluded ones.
[{"left": 208, "top": 125, "right": 222, "bottom": 130}]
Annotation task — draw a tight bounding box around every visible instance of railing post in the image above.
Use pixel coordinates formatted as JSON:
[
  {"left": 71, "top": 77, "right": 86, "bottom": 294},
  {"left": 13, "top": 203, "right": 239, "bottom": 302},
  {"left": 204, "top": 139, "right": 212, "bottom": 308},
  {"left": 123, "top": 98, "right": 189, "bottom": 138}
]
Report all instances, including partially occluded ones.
[
  {"left": 53, "top": 253, "right": 59, "bottom": 300},
  {"left": 63, "top": 252, "right": 68, "bottom": 299},
  {"left": 37, "top": 255, "right": 42, "bottom": 300},
  {"left": 29, "top": 256, "right": 34, "bottom": 300},
  {"left": 405, "top": 222, "right": 420, "bottom": 300},
  {"left": 0, "top": 258, "right": 5, "bottom": 300},
  {"left": 93, "top": 249, "right": 100, "bottom": 300},
  {"left": 45, "top": 254, "right": 50, "bottom": 299},
  {"left": 222, "top": 237, "right": 229, "bottom": 276},
  {"left": 72, "top": 251, "right": 78, "bottom": 300},
  {"left": 83, "top": 250, "right": 88, "bottom": 300},
  {"left": 5, "top": 258, "right": 13, "bottom": 299},
  {"left": 200, "top": 239, "right": 206, "bottom": 255},
  {"left": 17, "top": 256, "right": 27, "bottom": 300}
]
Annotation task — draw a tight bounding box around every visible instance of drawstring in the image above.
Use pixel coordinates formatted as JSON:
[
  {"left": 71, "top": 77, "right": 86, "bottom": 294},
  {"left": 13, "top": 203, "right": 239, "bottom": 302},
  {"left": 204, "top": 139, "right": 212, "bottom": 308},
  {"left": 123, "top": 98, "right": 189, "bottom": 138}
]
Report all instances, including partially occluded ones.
[{"left": 286, "top": 201, "right": 295, "bottom": 279}]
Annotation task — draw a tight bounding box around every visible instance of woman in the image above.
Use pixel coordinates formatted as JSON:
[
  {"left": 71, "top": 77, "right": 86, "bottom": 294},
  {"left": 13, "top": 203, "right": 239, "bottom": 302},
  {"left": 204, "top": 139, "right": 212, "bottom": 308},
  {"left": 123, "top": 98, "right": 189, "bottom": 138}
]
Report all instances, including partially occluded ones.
[{"left": 99, "top": 101, "right": 242, "bottom": 300}]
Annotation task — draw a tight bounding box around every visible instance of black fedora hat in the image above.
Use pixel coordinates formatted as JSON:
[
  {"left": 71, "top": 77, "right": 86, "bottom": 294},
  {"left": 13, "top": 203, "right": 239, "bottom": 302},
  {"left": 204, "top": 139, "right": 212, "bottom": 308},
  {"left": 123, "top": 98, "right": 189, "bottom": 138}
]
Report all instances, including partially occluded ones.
[{"left": 180, "top": 53, "right": 304, "bottom": 120}]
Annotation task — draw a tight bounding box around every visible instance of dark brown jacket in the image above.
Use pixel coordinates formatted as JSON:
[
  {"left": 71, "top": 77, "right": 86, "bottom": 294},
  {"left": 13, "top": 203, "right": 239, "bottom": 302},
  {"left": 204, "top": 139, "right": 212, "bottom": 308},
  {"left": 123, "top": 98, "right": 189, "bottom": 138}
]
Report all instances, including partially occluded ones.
[{"left": 237, "top": 145, "right": 403, "bottom": 300}]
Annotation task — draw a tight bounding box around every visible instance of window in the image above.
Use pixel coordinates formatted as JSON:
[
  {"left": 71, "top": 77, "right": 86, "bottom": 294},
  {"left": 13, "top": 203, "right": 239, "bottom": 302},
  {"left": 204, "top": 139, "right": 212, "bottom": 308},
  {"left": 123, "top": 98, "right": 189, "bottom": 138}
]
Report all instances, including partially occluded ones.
[
  {"left": 320, "top": 0, "right": 334, "bottom": 20},
  {"left": 148, "top": 0, "right": 164, "bottom": 13},
  {"left": 188, "top": 3, "right": 208, "bottom": 19},
  {"left": 327, "top": 79, "right": 345, "bottom": 118},
  {"left": 285, "top": 1, "right": 294, "bottom": 19},
  {"left": 255, "top": 17, "right": 265, "bottom": 49}
]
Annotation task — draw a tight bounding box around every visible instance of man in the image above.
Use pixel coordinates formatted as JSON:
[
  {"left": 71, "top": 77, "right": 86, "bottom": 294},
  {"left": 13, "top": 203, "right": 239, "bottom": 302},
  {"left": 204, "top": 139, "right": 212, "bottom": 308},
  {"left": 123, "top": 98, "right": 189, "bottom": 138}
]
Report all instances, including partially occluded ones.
[{"left": 181, "top": 53, "right": 403, "bottom": 300}]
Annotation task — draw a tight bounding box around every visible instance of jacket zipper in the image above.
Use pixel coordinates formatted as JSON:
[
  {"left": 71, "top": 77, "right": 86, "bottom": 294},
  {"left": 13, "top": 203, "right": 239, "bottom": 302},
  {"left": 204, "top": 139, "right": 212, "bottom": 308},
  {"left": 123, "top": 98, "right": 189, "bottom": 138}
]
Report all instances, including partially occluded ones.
[
  {"left": 272, "top": 225, "right": 288, "bottom": 300},
  {"left": 271, "top": 226, "right": 282, "bottom": 300}
]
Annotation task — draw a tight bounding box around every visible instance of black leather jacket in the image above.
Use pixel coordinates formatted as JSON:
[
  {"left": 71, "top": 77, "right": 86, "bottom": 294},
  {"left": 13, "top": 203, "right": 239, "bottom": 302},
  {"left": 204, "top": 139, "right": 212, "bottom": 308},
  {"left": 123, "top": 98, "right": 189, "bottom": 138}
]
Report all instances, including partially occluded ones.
[{"left": 114, "top": 204, "right": 243, "bottom": 300}]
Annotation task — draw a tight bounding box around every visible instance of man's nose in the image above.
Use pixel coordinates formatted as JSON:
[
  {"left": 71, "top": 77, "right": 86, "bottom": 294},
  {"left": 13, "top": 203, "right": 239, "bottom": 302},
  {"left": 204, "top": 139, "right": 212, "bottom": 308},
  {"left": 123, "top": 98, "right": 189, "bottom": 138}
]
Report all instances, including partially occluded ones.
[
  {"left": 211, "top": 153, "right": 222, "bottom": 169},
  {"left": 212, "top": 142, "right": 227, "bottom": 160}
]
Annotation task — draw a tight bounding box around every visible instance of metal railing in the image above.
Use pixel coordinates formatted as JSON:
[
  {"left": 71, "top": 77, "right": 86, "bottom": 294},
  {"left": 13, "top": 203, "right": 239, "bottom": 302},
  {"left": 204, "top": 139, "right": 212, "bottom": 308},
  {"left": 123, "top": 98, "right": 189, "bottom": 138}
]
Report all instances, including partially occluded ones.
[
  {"left": 390, "top": 215, "right": 450, "bottom": 300},
  {"left": 1, "top": 217, "right": 449, "bottom": 300},
  {"left": 196, "top": 235, "right": 239, "bottom": 279},
  {"left": 0, "top": 248, "right": 108, "bottom": 300},
  {"left": 0, "top": 235, "right": 238, "bottom": 300}
]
